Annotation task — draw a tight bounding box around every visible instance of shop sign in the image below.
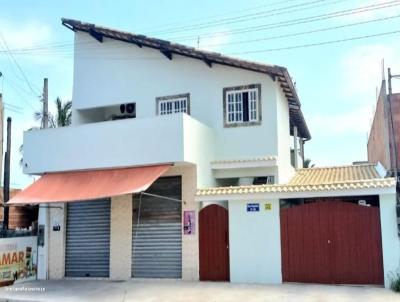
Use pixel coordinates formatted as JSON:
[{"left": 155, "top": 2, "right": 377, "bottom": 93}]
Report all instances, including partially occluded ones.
[
  {"left": 183, "top": 211, "right": 195, "bottom": 235},
  {"left": 0, "top": 236, "right": 37, "bottom": 286}
]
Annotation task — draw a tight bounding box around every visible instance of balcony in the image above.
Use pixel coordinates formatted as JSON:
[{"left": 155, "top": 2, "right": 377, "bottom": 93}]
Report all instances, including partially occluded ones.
[{"left": 22, "top": 113, "right": 215, "bottom": 175}]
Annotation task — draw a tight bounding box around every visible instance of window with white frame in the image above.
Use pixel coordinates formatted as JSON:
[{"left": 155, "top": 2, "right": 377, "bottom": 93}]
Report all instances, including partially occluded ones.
[
  {"left": 224, "top": 84, "right": 261, "bottom": 126},
  {"left": 156, "top": 93, "right": 190, "bottom": 116}
]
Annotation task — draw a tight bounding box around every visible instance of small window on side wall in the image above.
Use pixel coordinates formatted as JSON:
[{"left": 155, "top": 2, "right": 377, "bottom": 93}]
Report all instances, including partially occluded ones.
[
  {"left": 223, "top": 84, "right": 261, "bottom": 127},
  {"left": 156, "top": 93, "right": 190, "bottom": 116}
]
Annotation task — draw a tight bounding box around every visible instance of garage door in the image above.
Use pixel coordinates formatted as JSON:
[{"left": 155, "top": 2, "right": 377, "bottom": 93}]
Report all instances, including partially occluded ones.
[
  {"left": 132, "top": 176, "right": 182, "bottom": 278},
  {"left": 280, "top": 200, "right": 384, "bottom": 285},
  {"left": 65, "top": 199, "right": 111, "bottom": 277}
]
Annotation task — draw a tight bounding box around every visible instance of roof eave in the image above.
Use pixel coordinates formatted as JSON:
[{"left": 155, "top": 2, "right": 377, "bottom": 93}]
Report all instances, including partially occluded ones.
[
  {"left": 61, "top": 18, "right": 311, "bottom": 139},
  {"left": 195, "top": 184, "right": 396, "bottom": 202}
]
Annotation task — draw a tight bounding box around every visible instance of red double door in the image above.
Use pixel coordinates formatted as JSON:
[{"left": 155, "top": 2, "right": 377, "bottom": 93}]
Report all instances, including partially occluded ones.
[
  {"left": 199, "top": 204, "right": 230, "bottom": 281},
  {"left": 280, "top": 200, "right": 384, "bottom": 285}
]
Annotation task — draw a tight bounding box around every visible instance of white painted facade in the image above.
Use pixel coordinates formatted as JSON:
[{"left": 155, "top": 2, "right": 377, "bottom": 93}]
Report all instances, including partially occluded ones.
[
  {"left": 22, "top": 27, "right": 303, "bottom": 283},
  {"left": 229, "top": 199, "right": 282, "bottom": 284},
  {"left": 23, "top": 32, "right": 299, "bottom": 187},
  {"left": 23, "top": 22, "right": 400, "bottom": 289}
]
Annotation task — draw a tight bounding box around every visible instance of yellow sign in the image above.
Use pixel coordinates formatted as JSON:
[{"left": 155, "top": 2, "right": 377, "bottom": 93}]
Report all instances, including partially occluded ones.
[
  {"left": 0, "top": 237, "right": 37, "bottom": 286},
  {"left": 264, "top": 203, "right": 272, "bottom": 210}
]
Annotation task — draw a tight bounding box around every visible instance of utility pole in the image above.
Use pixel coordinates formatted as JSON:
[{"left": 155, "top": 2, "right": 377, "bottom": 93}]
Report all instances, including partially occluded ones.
[
  {"left": 388, "top": 68, "right": 400, "bottom": 185},
  {"left": 39, "top": 78, "right": 50, "bottom": 280},
  {"left": 43, "top": 78, "right": 48, "bottom": 129},
  {"left": 3, "top": 117, "right": 11, "bottom": 234}
]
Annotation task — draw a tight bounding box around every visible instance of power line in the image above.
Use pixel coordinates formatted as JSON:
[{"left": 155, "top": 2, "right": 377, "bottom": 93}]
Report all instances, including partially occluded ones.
[
  {"left": 4, "top": 102, "right": 21, "bottom": 110},
  {"left": 3, "top": 4, "right": 398, "bottom": 59},
  {"left": 4, "top": 105, "right": 22, "bottom": 115},
  {"left": 0, "top": 1, "right": 395, "bottom": 57},
  {"left": 0, "top": 32, "right": 41, "bottom": 97},
  {"left": 199, "top": 14, "right": 400, "bottom": 48},
  {"left": 148, "top": 0, "right": 338, "bottom": 35},
  {"left": 2, "top": 76, "right": 39, "bottom": 111},
  {"left": 2, "top": 23, "right": 399, "bottom": 62},
  {"left": 1, "top": 40, "right": 77, "bottom": 53},
  {"left": 228, "top": 29, "right": 400, "bottom": 55},
  {"left": 168, "top": 0, "right": 400, "bottom": 41},
  {"left": 24, "top": 28, "right": 398, "bottom": 62},
  {"left": 137, "top": 0, "right": 301, "bottom": 32},
  {"left": 0, "top": 2, "right": 397, "bottom": 61}
]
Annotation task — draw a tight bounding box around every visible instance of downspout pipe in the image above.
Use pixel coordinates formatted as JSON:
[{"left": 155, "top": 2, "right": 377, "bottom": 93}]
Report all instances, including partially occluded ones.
[{"left": 293, "top": 126, "right": 298, "bottom": 170}]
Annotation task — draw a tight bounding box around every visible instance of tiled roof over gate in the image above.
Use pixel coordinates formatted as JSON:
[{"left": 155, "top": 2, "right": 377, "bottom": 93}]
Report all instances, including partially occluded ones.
[
  {"left": 288, "top": 164, "right": 380, "bottom": 185},
  {"left": 196, "top": 164, "right": 395, "bottom": 197}
]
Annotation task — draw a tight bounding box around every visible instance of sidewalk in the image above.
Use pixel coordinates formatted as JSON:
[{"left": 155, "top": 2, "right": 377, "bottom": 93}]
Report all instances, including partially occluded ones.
[{"left": 0, "top": 279, "right": 398, "bottom": 302}]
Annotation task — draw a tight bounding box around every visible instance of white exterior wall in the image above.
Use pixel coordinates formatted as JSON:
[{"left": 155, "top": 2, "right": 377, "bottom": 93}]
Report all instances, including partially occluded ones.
[
  {"left": 72, "top": 32, "right": 280, "bottom": 162},
  {"left": 48, "top": 203, "right": 66, "bottom": 279},
  {"left": 379, "top": 193, "right": 400, "bottom": 288},
  {"left": 276, "top": 87, "right": 295, "bottom": 183},
  {"left": 23, "top": 114, "right": 183, "bottom": 174},
  {"left": 229, "top": 199, "right": 282, "bottom": 284},
  {"left": 213, "top": 166, "right": 278, "bottom": 180},
  {"left": 183, "top": 116, "right": 215, "bottom": 188}
]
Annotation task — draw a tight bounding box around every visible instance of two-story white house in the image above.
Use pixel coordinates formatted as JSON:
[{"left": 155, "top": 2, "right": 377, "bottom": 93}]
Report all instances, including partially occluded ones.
[{"left": 10, "top": 19, "right": 399, "bottom": 288}]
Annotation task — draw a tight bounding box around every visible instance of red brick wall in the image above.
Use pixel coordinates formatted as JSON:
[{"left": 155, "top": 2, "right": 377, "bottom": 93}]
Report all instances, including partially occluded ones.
[
  {"left": 389, "top": 93, "right": 400, "bottom": 170},
  {"left": 368, "top": 83, "right": 391, "bottom": 169},
  {"left": 368, "top": 84, "right": 400, "bottom": 172},
  {"left": 0, "top": 189, "right": 38, "bottom": 229}
]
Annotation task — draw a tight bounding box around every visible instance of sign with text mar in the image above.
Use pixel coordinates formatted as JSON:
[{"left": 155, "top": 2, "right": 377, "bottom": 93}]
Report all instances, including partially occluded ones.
[{"left": 0, "top": 236, "right": 37, "bottom": 286}]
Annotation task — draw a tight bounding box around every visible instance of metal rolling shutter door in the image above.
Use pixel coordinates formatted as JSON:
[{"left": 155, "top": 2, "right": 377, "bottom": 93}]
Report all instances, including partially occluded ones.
[
  {"left": 65, "top": 199, "right": 111, "bottom": 277},
  {"left": 132, "top": 176, "right": 182, "bottom": 278}
]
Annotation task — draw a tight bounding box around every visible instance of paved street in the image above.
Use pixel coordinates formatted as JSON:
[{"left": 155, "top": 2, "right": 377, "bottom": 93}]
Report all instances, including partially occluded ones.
[{"left": 0, "top": 279, "right": 398, "bottom": 302}]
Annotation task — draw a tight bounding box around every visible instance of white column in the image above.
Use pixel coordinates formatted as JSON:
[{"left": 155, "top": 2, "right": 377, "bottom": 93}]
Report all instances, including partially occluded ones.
[
  {"left": 379, "top": 193, "right": 400, "bottom": 288},
  {"left": 48, "top": 204, "right": 66, "bottom": 279},
  {"left": 37, "top": 205, "right": 49, "bottom": 280}
]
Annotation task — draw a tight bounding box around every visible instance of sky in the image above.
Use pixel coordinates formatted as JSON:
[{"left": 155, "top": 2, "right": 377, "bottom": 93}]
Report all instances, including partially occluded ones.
[{"left": 0, "top": 0, "right": 400, "bottom": 188}]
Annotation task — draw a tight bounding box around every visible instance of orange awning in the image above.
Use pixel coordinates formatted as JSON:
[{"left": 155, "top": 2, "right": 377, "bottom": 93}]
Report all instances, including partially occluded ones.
[{"left": 8, "top": 164, "right": 171, "bottom": 204}]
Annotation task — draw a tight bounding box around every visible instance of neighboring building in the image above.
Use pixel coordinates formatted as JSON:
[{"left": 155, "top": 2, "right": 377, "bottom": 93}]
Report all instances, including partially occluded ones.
[
  {"left": 0, "top": 94, "right": 3, "bottom": 186},
  {"left": 0, "top": 95, "right": 37, "bottom": 231},
  {"left": 368, "top": 79, "right": 400, "bottom": 174},
  {"left": 9, "top": 19, "right": 399, "bottom": 288},
  {"left": 0, "top": 188, "right": 38, "bottom": 230}
]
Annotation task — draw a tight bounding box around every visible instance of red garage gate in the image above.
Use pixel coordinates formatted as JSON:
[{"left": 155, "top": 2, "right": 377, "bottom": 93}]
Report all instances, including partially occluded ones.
[{"left": 280, "top": 199, "right": 384, "bottom": 285}]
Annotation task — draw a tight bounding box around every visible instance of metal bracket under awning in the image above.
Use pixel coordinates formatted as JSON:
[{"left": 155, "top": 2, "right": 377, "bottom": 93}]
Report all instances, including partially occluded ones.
[
  {"left": 1, "top": 204, "right": 63, "bottom": 209},
  {"left": 138, "top": 191, "right": 184, "bottom": 204}
]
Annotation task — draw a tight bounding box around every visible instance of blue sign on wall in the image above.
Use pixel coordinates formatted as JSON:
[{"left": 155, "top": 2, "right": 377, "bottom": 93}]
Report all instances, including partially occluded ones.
[{"left": 247, "top": 203, "right": 260, "bottom": 212}]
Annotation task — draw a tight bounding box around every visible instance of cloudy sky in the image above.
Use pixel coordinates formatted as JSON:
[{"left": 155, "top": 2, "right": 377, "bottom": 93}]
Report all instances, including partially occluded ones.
[{"left": 1, "top": 0, "right": 400, "bottom": 188}]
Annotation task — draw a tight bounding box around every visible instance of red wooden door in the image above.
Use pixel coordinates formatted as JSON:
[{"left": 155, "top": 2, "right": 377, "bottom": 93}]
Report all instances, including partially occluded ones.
[
  {"left": 280, "top": 200, "right": 384, "bottom": 285},
  {"left": 199, "top": 204, "right": 229, "bottom": 281}
]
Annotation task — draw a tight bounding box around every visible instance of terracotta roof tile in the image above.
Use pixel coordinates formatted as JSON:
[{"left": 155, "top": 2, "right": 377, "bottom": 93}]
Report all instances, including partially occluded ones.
[
  {"left": 196, "top": 164, "right": 395, "bottom": 197},
  {"left": 288, "top": 164, "right": 379, "bottom": 185},
  {"left": 211, "top": 156, "right": 277, "bottom": 164}
]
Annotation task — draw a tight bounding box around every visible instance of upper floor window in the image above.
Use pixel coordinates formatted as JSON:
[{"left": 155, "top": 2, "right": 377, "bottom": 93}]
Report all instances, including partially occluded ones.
[
  {"left": 156, "top": 93, "right": 190, "bottom": 116},
  {"left": 223, "top": 84, "right": 261, "bottom": 127}
]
